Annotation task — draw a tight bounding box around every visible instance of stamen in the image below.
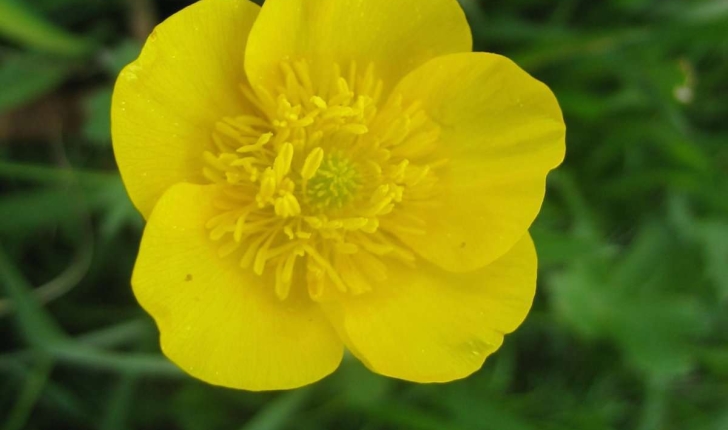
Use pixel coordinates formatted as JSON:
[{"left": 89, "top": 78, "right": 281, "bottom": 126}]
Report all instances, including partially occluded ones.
[
  {"left": 301, "top": 147, "right": 324, "bottom": 180},
  {"left": 200, "top": 59, "right": 444, "bottom": 300},
  {"left": 274, "top": 142, "right": 294, "bottom": 180}
]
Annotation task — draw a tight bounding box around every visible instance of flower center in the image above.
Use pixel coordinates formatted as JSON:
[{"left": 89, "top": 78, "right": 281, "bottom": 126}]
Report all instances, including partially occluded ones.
[
  {"left": 306, "top": 153, "right": 361, "bottom": 210},
  {"left": 201, "top": 60, "right": 444, "bottom": 300}
]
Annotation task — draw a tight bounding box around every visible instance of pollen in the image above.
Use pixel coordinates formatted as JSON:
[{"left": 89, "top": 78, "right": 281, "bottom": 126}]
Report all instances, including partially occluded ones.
[{"left": 201, "top": 60, "right": 443, "bottom": 300}]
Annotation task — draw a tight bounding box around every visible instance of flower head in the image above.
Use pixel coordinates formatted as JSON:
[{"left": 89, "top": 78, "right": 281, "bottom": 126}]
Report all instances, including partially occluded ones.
[{"left": 112, "top": 0, "right": 565, "bottom": 390}]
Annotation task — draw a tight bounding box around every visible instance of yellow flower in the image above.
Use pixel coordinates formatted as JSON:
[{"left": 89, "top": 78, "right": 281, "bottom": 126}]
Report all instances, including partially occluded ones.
[{"left": 112, "top": 0, "right": 565, "bottom": 390}]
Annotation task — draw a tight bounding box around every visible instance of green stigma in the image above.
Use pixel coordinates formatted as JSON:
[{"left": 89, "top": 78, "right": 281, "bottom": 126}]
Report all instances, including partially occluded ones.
[{"left": 306, "top": 153, "right": 361, "bottom": 209}]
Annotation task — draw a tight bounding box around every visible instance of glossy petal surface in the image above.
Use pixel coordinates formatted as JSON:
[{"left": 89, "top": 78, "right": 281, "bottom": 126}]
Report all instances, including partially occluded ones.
[
  {"left": 112, "top": 0, "right": 259, "bottom": 217},
  {"left": 133, "top": 183, "right": 344, "bottom": 390},
  {"left": 390, "top": 53, "right": 565, "bottom": 271},
  {"left": 323, "top": 235, "right": 537, "bottom": 382},
  {"left": 245, "top": 0, "right": 471, "bottom": 95}
]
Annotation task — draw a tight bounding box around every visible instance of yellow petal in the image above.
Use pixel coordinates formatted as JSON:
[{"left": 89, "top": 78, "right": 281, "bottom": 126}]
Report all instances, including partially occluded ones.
[
  {"left": 133, "top": 183, "right": 343, "bottom": 390},
  {"left": 245, "top": 0, "right": 471, "bottom": 95},
  {"left": 112, "top": 0, "right": 260, "bottom": 218},
  {"left": 322, "top": 235, "right": 537, "bottom": 383},
  {"left": 390, "top": 53, "right": 565, "bottom": 272}
]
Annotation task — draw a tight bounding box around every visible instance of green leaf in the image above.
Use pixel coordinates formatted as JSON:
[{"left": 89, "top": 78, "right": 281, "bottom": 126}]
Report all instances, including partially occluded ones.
[
  {"left": 334, "top": 357, "right": 394, "bottom": 408},
  {"left": 531, "top": 226, "right": 609, "bottom": 268},
  {"left": 0, "top": 52, "right": 75, "bottom": 113},
  {"left": 0, "top": 246, "right": 67, "bottom": 347},
  {"left": 239, "top": 388, "right": 313, "bottom": 430},
  {"left": 0, "top": 188, "right": 85, "bottom": 235},
  {"left": 0, "top": 161, "right": 131, "bottom": 237},
  {"left": 46, "top": 343, "right": 181, "bottom": 376},
  {"left": 548, "top": 223, "right": 710, "bottom": 378},
  {"left": 0, "top": 0, "right": 93, "bottom": 57},
  {"left": 0, "top": 160, "right": 115, "bottom": 185},
  {"left": 695, "top": 221, "right": 728, "bottom": 299},
  {"left": 1, "top": 355, "right": 54, "bottom": 430},
  {"left": 83, "top": 87, "right": 113, "bottom": 145},
  {"left": 100, "top": 374, "right": 140, "bottom": 430}
]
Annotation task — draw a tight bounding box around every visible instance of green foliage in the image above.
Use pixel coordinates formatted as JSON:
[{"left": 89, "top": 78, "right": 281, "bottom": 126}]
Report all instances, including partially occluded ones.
[
  {"left": 0, "top": 52, "right": 76, "bottom": 112},
  {"left": 0, "top": 0, "right": 94, "bottom": 57},
  {"left": 1, "top": 0, "right": 726, "bottom": 429}
]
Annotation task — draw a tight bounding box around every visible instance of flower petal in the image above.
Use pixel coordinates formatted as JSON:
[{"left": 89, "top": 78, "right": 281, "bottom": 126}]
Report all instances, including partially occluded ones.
[
  {"left": 245, "top": 0, "right": 471, "bottom": 94},
  {"left": 322, "top": 235, "right": 537, "bottom": 383},
  {"left": 391, "top": 53, "right": 565, "bottom": 272},
  {"left": 133, "top": 183, "right": 343, "bottom": 390},
  {"left": 112, "top": 0, "right": 260, "bottom": 218}
]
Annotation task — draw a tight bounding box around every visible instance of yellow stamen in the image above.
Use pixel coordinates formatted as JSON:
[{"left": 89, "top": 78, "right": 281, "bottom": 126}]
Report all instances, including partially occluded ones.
[
  {"left": 301, "top": 147, "right": 324, "bottom": 180},
  {"left": 201, "top": 59, "right": 444, "bottom": 300}
]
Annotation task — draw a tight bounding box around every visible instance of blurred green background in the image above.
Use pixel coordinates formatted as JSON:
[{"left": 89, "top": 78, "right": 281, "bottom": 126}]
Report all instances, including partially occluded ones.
[{"left": 1, "top": 0, "right": 727, "bottom": 429}]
